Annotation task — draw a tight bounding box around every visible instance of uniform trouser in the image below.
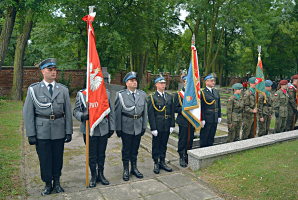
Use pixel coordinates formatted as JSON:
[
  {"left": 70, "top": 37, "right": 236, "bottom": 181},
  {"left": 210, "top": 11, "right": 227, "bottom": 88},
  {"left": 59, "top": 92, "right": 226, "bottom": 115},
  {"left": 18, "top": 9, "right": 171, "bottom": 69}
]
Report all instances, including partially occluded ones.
[
  {"left": 83, "top": 134, "right": 108, "bottom": 171},
  {"left": 177, "top": 125, "right": 195, "bottom": 154},
  {"left": 275, "top": 116, "right": 287, "bottom": 133},
  {"left": 121, "top": 132, "right": 142, "bottom": 164},
  {"left": 152, "top": 131, "right": 170, "bottom": 160},
  {"left": 36, "top": 138, "right": 65, "bottom": 183},
  {"left": 200, "top": 122, "right": 217, "bottom": 148},
  {"left": 286, "top": 111, "right": 297, "bottom": 131},
  {"left": 258, "top": 115, "right": 271, "bottom": 136},
  {"left": 242, "top": 116, "right": 254, "bottom": 140},
  {"left": 227, "top": 121, "right": 241, "bottom": 142}
]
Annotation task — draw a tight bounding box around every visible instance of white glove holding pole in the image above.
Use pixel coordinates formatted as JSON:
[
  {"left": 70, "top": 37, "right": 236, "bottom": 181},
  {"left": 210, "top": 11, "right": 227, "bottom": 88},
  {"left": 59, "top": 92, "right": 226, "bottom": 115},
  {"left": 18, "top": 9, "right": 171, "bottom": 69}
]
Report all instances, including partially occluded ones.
[
  {"left": 201, "top": 120, "right": 205, "bottom": 128},
  {"left": 170, "top": 127, "right": 174, "bottom": 134},
  {"left": 152, "top": 130, "right": 158, "bottom": 137},
  {"left": 218, "top": 118, "right": 222, "bottom": 124}
]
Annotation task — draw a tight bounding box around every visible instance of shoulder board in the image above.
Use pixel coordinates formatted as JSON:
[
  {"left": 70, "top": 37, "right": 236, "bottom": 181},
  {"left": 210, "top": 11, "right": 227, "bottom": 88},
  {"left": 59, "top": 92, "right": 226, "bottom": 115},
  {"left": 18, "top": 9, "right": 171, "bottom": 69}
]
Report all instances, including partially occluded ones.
[
  {"left": 29, "top": 82, "right": 39, "bottom": 88},
  {"left": 213, "top": 87, "right": 217, "bottom": 89},
  {"left": 117, "top": 89, "right": 125, "bottom": 94},
  {"left": 137, "top": 89, "right": 146, "bottom": 94},
  {"left": 57, "top": 83, "right": 68, "bottom": 89}
]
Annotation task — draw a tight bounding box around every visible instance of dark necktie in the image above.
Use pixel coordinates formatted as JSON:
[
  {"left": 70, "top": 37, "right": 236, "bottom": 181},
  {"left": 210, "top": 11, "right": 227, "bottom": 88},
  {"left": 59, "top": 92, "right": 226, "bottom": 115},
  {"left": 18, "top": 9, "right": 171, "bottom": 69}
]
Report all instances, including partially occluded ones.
[
  {"left": 49, "top": 84, "right": 53, "bottom": 96},
  {"left": 132, "top": 92, "right": 135, "bottom": 100},
  {"left": 211, "top": 88, "right": 213, "bottom": 93},
  {"left": 162, "top": 93, "right": 165, "bottom": 101}
]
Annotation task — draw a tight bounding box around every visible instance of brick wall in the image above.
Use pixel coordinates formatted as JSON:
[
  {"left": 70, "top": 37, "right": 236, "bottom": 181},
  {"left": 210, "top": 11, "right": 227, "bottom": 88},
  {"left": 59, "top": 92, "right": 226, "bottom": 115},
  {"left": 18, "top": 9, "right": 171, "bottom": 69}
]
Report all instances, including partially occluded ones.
[{"left": 0, "top": 66, "right": 86, "bottom": 97}]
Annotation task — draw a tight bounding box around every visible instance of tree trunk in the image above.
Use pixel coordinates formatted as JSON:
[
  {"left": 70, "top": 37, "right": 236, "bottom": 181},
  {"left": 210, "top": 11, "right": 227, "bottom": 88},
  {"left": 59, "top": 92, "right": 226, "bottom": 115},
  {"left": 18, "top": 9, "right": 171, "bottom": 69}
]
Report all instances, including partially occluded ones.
[
  {"left": 137, "top": 48, "right": 150, "bottom": 90},
  {"left": 0, "top": 5, "right": 17, "bottom": 71},
  {"left": 130, "top": 50, "right": 133, "bottom": 71},
  {"left": 10, "top": 9, "right": 34, "bottom": 100},
  {"left": 77, "top": 48, "right": 81, "bottom": 69},
  {"left": 153, "top": 38, "right": 159, "bottom": 74}
]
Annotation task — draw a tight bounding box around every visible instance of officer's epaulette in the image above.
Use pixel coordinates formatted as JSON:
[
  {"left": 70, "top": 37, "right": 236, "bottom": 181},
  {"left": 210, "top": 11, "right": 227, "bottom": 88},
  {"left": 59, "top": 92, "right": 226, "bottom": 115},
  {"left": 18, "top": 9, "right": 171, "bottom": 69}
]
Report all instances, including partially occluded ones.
[
  {"left": 137, "top": 89, "right": 146, "bottom": 94},
  {"left": 213, "top": 87, "right": 217, "bottom": 90},
  {"left": 56, "top": 83, "right": 68, "bottom": 89},
  {"left": 29, "top": 82, "right": 39, "bottom": 88},
  {"left": 117, "top": 89, "right": 125, "bottom": 94}
]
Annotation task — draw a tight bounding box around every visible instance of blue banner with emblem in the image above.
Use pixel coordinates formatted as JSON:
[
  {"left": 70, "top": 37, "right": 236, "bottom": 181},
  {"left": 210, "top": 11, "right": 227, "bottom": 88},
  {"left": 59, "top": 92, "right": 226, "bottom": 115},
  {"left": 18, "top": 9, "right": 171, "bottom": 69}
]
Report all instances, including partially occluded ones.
[{"left": 182, "top": 44, "right": 201, "bottom": 130}]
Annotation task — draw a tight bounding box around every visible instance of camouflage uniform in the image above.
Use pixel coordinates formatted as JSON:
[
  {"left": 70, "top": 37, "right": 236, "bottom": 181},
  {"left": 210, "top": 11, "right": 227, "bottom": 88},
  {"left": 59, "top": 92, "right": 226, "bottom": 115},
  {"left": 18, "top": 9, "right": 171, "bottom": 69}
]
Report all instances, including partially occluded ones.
[
  {"left": 242, "top": 89, "right": 256, "bottom": 139},
  {"left": 227, "top": 95, "right": 244, "bottom": 142},
  {"left": 273, "top": 89, "right": 289, "bottom": 133},
  {"left": 286, "top": 84, "right": 297, "bottom": 131},
  {"left": 257, "top": 93, "right": 273, "bottom": 136}
]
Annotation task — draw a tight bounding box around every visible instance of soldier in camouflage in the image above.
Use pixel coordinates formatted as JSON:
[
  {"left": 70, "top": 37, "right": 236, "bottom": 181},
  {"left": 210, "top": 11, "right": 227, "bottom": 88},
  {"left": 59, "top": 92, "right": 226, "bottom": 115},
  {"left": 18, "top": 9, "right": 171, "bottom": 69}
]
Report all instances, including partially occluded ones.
[
  {"left": 242, "top": 77, "right": 258, "bottom": 140},
  {"left": 257, "top": 80, "right": 273, "bottom": 136},
  {"left": 286, "top": 75, "right": 298, "bottom": 131},
  {"left": 273, "top": 80, "right": 289, "bottom": 133},
  {"left": 227, "top": 83, "right": 244, "bottom": 142}
]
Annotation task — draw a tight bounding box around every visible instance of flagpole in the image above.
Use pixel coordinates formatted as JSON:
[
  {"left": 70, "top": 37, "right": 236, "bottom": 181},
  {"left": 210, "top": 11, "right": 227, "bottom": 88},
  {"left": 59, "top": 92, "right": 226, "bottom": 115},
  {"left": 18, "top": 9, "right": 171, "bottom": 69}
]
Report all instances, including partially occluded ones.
[
  {"left": 253, "top": 46, "right": 261, "bottom": 138},
  {"left": 85, "top": 5, "right": 94, "bottom": 188}
]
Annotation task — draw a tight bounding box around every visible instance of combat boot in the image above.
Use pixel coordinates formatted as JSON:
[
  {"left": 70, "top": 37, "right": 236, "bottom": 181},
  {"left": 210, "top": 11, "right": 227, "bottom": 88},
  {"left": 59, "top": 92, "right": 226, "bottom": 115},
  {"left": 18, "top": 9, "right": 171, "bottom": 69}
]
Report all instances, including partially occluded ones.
[
  {"left": 97, "top": 168, "right": 109, "bottom": 185},
  {"left": 123, "top": 162, "right": 129, "bottom": 181},
  {"left": 153, "top": 159, "right": 160, "bottom": 174},
  {"left": 41, "top": 182, "right": 52, "bottom": 196},
  {"left": 89, "top": 170, "right": 97, "bottom": 188},
  {"left": 130, "top": 161, "right": 143, "bottom": 178},
  {"left": 53, "top": 177, "right": 64, "bottom": 193},
  {"left": 179, "top": 154, "right": 187, "bottom": 168},
  {"left": 159, "top": 158, "right": 172, "bottom": 172}
]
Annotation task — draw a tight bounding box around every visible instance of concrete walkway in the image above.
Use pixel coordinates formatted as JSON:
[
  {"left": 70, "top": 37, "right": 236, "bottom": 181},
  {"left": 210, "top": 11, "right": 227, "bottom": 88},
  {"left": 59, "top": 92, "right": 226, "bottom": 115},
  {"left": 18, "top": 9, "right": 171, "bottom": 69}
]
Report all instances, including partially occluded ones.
[{"left": 24, "top": 99, "right": 222, "bottom": 200}]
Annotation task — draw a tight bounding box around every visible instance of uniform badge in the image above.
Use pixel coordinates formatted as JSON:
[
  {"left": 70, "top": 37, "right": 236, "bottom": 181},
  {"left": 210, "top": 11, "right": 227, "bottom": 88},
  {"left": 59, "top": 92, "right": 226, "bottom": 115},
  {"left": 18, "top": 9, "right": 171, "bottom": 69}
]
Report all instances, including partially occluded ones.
[
  {"left": 244, "top": 95, "right": 246, "bottom": 97},
  {"left": 275, "top": 94, "right": 277, "bottom": 96},
  {"left": 159, "top": 106, "right": 161, "bottom": 108},
  {"left": 56, "top": 85, "right": 59, "bottom": 88},
  {"left": 41, "top": 84, "right": 44, "bottom": 87},
  {"left": 275, "top": 99, "right": 277, "bottom": 102},
  {"left": 290, "top": 92, "right": 293, "bottom": 95},
  {"left": 228, "top": 99, "right": 230, "bottom": 101}
]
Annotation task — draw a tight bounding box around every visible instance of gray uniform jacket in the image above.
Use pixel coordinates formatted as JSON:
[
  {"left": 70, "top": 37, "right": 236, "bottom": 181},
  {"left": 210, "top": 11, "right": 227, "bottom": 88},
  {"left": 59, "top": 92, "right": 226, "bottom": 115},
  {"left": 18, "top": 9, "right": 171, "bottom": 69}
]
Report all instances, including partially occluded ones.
[
  {"left": 23, "top": 81, "right": 73, "bottom": 140},
  {"left": 114, "top": 89, "right": 147, "bottom": 135},
  {"left": 73, "top": 89, "right": 115, "bottom": 136}
]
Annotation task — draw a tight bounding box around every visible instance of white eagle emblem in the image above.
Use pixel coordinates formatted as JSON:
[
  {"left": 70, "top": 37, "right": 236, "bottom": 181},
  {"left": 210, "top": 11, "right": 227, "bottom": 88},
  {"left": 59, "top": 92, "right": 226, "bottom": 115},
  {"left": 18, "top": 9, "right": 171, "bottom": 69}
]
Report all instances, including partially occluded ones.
[{"left": 89, "top": 62, "right": 102, "bottom": 92}]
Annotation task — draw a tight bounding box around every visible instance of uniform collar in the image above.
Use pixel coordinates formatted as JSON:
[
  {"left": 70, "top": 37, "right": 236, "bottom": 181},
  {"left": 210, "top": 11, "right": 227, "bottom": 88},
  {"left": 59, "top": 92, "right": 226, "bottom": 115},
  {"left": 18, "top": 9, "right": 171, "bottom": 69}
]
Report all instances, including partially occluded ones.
[
  {"left": 157, "top": 90, "right": 165, "bottom": 96},
  {"left": 43, "top": 79, "right": 56, "bottom": 88},
  {"left": 206, "top": 86, "right": 213, "bottom": 92}
]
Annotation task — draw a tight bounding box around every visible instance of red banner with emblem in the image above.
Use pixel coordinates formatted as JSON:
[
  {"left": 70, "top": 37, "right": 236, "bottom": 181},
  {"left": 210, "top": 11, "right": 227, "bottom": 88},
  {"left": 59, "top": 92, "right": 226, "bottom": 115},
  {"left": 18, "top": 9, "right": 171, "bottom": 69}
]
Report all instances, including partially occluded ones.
[{"left": 83, "top": 13, "right": 110, "bottom": 136}]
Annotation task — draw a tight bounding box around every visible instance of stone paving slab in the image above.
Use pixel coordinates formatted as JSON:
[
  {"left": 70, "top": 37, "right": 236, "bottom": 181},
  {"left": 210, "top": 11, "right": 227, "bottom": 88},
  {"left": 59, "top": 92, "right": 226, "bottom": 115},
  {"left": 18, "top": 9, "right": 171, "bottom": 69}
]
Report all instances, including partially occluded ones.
[
  {"left": 130, "top": 179, "right": 169, "bottom": 196},
  {"left": 158, "top": 173, "right": 195, "bottom": 189},
  {"left": 64, "top": 189, "right": 104, "bottom": 200},
  {"left": 144, "top": 190, "right": 183, "bottom": 200},
  {"left": 174, "top": 183, "right": 219, "bottom": 200},
  {"left": 100, "top": 184, "right": 142, "bottom": 200}
]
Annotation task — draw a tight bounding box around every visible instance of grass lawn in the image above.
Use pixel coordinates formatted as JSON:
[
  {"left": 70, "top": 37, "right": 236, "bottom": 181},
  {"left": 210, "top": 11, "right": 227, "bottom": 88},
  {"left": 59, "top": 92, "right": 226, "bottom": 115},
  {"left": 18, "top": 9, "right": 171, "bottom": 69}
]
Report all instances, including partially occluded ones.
[
  {"left": 195, "top": 140, "right": 298, "bottom": 199},
  {"left": 0, "top": 100, "right": 25, "bottom": 198},
  {"left": 221, "top": 108, "right": 227, "bottom": 114}
]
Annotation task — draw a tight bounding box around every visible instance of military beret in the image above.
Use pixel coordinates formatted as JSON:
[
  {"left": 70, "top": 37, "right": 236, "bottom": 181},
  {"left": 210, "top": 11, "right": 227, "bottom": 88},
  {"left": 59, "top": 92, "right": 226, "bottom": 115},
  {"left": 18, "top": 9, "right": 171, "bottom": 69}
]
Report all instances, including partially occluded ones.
[
  {"left": 279, "top": 80, "right": 288, "bottom": 85},
  {"left": 182, "top": 76, "right": 187, "bottom": 81},
  {"left": 123, "top": 71, "right": 137, "bottom": 83},
  {"left": 249, "top": 77, "right": 255, "bottom": 84},
  {"left": 155, "top": 75, "right": 166, "bottom": 83},
  {"left": 265, "top": 80, "right": 273, "bottom": 87},
  {"left": 204, "top": 75, "right": 215, "bottom": 81},
  {"left": 232, "top": 83, "right": 243, "bottom": 90},
  {"left": 292, "top": 75, "right": 298, "bottom": 79},
  {"left": 39, "top": 58, "right": 57, "bottom": 70}
]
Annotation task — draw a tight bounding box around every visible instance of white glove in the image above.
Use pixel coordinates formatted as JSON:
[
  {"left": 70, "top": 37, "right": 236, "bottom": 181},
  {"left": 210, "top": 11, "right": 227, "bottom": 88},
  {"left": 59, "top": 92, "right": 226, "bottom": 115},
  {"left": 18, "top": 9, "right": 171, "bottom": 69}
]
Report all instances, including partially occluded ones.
[
  {"left": 170, "top": 127, "right": 174, "bottom": 134},
  {"left": 218, "top": 118, "right": 222, "bottom": 124},
  {"left": 201, "top": 120, "right": 205, "bottom": 128},
  {"left": 152, "top": 130, "right": 158, "bottom": 137}
]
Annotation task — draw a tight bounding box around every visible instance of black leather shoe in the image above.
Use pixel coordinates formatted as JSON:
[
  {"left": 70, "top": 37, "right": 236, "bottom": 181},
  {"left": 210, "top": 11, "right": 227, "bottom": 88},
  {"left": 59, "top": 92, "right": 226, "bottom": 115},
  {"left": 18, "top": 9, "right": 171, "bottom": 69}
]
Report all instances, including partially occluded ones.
[
  {"left": 159, "top": 158, "right": 172, "bottom": 172},
  {"left": 123, "top": 163, "right": 129, "bottom": 181},
  {"left": 41, "top": 182, "right": 52, "bottom": 196},
  {"left": 179, "top": 157, "right": 187, "bottom": 168},
  {"left": 53, "top": 177, "right": 64, "bottom": 193},
  {"left": 89, "top": 171, "right": 97, "bottom": 188},
  {"left": 153, "top": 160, "right": 160, "bottom": 174},
  {"left": 130, "top": 161, "right": 143, "bottom": 178},
  {"left": 97, "top": 168, "right": 109, "bottom": 185}
]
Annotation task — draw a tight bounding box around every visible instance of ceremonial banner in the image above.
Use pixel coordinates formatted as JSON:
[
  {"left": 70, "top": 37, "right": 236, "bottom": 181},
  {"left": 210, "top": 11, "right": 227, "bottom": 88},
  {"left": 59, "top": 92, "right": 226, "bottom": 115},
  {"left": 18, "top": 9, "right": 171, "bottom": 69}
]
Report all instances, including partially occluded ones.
[
  {"left": 182, "top": 40, "right": 201, "bottom": 130},
  {"left": 255, "top": 59, "right": 266, "bottom": 102},
  {"left": 83, "top": 12, "right": 110, "bottom": 136}
]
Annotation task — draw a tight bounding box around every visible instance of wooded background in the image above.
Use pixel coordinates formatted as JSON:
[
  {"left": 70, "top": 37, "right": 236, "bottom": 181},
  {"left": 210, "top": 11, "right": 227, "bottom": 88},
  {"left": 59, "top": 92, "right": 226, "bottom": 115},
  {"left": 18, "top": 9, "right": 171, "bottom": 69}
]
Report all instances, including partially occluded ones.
[{"left": 1, "top": 0, "right": 298, "bottom": 100}]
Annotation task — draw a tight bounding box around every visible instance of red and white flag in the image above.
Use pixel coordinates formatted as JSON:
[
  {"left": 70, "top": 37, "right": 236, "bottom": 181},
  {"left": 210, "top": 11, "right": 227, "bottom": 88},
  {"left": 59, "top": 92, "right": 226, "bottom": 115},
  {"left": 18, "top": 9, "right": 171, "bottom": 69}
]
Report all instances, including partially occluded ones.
[{"left": 83, "top": 12, "right": 110, "bottom": 136}]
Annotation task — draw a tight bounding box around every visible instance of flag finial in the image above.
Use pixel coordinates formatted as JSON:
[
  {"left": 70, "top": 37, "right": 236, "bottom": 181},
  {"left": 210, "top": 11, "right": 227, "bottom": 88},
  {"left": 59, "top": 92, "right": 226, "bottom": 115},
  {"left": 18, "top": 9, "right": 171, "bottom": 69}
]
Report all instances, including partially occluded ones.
[
  {"left": 258, "top": 45, "right": 261, "bottom": 60},
  {"left": 192, "top": 34, "right": 195, "bottom": 46},
  {"left": 89, "top": 6, "right": 95, "bottom": 14}
]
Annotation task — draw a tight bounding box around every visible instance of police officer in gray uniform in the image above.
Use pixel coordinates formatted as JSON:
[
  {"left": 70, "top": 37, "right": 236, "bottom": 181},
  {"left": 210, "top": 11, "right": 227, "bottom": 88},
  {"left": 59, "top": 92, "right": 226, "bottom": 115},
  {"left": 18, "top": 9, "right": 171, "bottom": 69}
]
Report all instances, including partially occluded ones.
[
  {"left": 23, "top": 58, "right": 73, "bottom": 196},
  {"left": 114, "top": 72, "right": 147, "bottom": 181},
  {"left": 73, "top": 88, "right": 114, "bottom": 187}
]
